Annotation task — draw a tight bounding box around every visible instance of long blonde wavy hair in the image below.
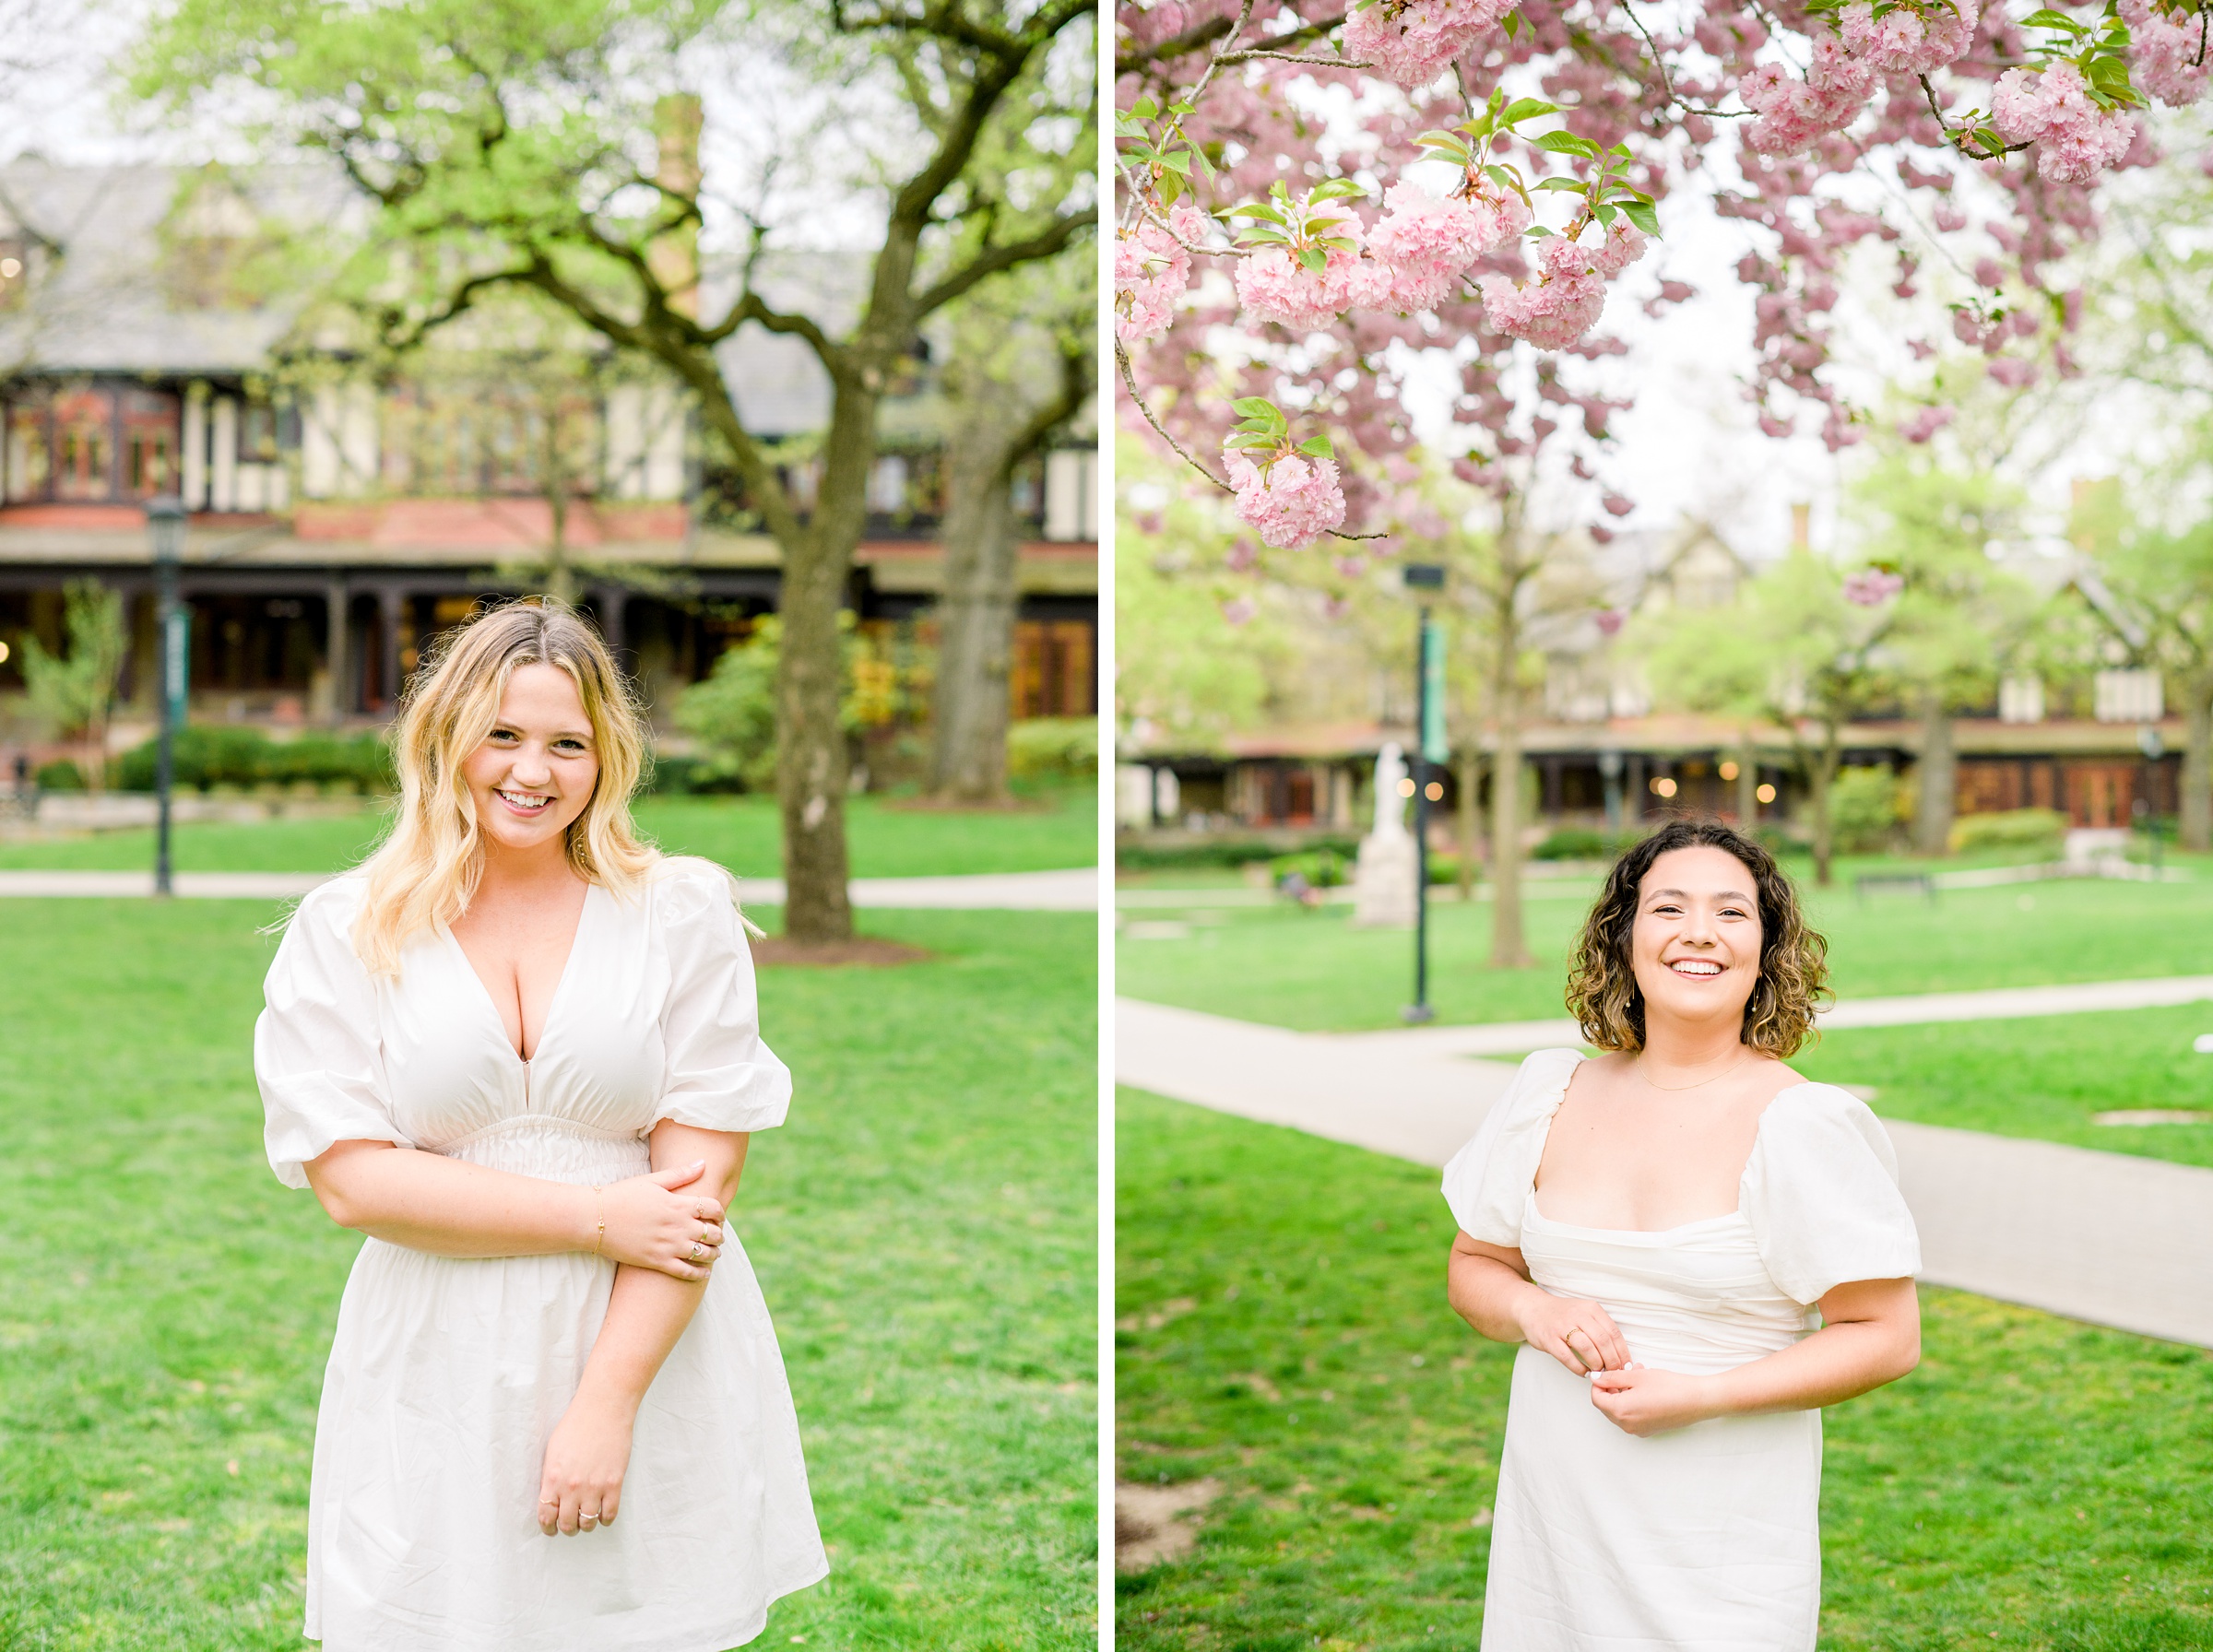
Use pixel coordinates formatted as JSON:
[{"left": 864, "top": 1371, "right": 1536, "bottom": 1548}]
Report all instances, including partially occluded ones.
[{"left": 350, "top": 597, "right": 658, "bottom": 976}]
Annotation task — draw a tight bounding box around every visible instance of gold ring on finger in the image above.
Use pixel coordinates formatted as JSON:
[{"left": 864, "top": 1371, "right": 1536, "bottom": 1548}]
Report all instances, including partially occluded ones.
[{"left": 688, "top": 1241, "right": 704, "bottom": 1264}]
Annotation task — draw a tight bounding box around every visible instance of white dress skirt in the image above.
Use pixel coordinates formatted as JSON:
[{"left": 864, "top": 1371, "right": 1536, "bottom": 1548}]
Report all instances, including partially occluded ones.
[
  {"left": 1442, "top": 1049, "right": 1922, "bottom": 1652},
  {"left": 254, "top": 856, "right": 828, "bottom": 1652}
]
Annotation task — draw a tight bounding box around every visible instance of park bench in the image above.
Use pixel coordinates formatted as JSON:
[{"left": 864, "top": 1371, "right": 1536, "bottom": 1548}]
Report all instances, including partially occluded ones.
[{"left": 1854, "top": 871, "right": 1935, "bottom": 904}]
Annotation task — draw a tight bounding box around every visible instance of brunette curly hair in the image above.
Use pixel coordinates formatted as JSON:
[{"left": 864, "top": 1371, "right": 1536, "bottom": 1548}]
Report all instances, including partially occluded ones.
[{"left": 1563, "top": 817, "right": 1831, "bottom": 1057}]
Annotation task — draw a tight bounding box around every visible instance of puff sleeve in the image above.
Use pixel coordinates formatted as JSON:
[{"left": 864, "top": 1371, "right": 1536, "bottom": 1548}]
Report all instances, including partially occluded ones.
[
  {"left": 1440, "top": 1048, "right": 1583, "bottom": 1247},
  {"left": 254, "top": 879, "right": 410, "bottom": 1189},
  {"left": 1741, "top": 1084, "right": 1921, "bottom": 1305},
  {"left": 654, "top": 860, "right": 794, "bottom": 1133}
]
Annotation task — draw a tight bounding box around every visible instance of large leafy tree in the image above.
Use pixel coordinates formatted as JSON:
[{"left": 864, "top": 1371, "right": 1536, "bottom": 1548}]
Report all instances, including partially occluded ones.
[{"left": 136, "top": 0, "right": 1095, "bottom": 942}]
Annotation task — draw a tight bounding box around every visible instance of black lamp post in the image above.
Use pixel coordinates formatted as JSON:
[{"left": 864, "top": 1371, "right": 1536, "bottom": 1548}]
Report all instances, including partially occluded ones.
[
  {"left": 2138, "top": 722, "right": 2164, "bottom": 877},
  {"left": 148, "top": 498, "right": 187, "bottom": 898},
  {"left": 1403, "top": 562, "right": 1446, "bottom": 1024}
]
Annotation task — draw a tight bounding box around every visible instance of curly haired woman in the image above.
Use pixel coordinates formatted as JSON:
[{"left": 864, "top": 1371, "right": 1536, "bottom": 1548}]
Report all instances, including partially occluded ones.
[
  {"left": 254, "top": 598, "right": 825, "bottom": 1651},
  {"left": 1443, "top": 817, "right": 1921, "bottom": 1651}
]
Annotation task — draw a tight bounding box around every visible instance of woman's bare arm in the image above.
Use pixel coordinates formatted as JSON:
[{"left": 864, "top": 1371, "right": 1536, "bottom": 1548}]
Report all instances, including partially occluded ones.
[
  {"left": 537, "top": 1120, "right": 751, "bottom": 1535},
  {"left": 302, "top": 1139, "right": 724, "bottom": 1279},
  {"left": 1589, "top": 1276, "right": 1920, "bottom": 1435},
  {"left": 1448, "top": 1231, "right": 1632, "bottom": 1375}
]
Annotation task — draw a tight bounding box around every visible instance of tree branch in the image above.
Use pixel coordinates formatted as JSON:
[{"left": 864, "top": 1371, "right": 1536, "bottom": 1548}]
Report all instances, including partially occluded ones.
[
  {"left": 1117, "top": 10, "right": 1345, "bottom": 77},
  {"left": 913, "top": 209, "right": 1094, "bottom": 319}
]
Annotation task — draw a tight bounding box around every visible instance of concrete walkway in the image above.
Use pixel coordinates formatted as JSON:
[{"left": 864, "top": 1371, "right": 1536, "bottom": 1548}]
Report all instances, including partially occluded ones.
[
  {"left": 1117, "top": 996, "right": 2213, "bottom": 1349},
  {"left": 0, "top": 866, "right": 1100, "bottom": 911}
]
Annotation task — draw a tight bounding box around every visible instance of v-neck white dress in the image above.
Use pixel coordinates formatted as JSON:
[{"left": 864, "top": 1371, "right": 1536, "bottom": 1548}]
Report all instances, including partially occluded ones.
[
  {"left": 254, "top": 856, "right": 828, "bottom": 1652},
  {"left": 1442, "top": 1049, "right": 1920, "bottom": 1652}
]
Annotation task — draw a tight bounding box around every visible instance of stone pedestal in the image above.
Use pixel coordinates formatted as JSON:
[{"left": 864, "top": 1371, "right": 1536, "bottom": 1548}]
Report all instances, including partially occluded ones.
[{"left": 1351, "top": 826, "right": 1417, "bottom": 928}]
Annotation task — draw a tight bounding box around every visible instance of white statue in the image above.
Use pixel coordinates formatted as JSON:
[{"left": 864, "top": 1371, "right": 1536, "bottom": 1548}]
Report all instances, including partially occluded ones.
[
  {"left": 1370, "top": 742, "right": 1410, "bottom": 838},
  {"left": 1352, "top": 741, "right": 1418, "bottom": 927}
]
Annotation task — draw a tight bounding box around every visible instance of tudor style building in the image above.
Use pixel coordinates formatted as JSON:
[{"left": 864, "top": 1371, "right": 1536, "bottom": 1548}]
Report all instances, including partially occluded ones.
[{"left": 0, "top": 159, "right": 1097, "bottom": 756}]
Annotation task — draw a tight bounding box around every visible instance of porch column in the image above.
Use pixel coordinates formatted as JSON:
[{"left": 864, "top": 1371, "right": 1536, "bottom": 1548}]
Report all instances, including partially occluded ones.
[
  {"left": 325, "top": 577, "right": 349, "bottom": 722},
  {"left": 592, "top": 583, "right": 631, "bottom": 672},
  {"left": 380, "top": 587, "right": 406, "bottom": 711}
]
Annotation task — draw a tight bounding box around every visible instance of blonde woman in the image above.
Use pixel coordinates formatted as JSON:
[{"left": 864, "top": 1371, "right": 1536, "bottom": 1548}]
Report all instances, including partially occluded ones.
[
  {"left": 254, "top": 599, "right": 825, "bottom": 1651},
  {"left": 1443, "top": 818, "right": 1921, "bottom": 1650}
]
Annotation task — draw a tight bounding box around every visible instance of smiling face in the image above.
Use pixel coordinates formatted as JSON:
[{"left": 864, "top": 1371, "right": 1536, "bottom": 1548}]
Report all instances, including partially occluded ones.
[
  {"left": 460, "top": 662, "right": 599, "bottom": 860},
  {"left": 1628, "top": 844, "right": 1766, "bottom": 1035}
]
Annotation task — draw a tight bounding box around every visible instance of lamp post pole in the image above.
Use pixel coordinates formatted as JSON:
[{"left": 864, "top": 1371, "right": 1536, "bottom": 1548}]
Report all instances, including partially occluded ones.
[
  {"left": 148, "top": 498, "right": 186, "bottom": 898},
  {"left": 1404, "top": 562, "right": 1446, "bottom": 1024},
  {"left": 2138, "top": 723, "right": 2165, "bottom": 877}
]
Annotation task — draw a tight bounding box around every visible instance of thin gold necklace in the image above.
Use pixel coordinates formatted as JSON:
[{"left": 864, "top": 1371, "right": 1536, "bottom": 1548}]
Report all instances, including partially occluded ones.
[{"left": 1636, "top": 1051, "right": 1752, "bottom": 1092}]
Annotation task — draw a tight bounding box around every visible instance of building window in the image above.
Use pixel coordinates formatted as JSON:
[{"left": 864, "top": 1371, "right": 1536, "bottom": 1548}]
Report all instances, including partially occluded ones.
[
  {"left": 52, "top": 386, "right": 114, "bottom": 501},
  {"left": 5, "top": 402, "right": 50, "bottom": 501},
  {"left": 239, "top": 402, "right": 279, "bottom": 463},
  {"left": 1043, "top": 448, "right": 1096, "bottom": 541},
  {"left": 122, "top": 388, "right": 181, "bottom": 498}
]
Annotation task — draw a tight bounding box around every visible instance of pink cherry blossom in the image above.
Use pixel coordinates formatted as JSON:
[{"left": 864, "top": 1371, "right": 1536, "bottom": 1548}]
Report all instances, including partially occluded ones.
[
  {"left": 1478, "top": 225, "right": 1644, "bottom": 350},
  {"left": 1838, "top": 0, "right": 1978, "bottom": 75},
  {"left": 1233, "top": 197, "right": 1366, "bottom": 331},
  {"left": 1355, "top": 182, "right": 1531, "bottom": 313},
  {"left": 1741, "top": 37, "right": 1876, "bottom": 156},
  {"left": 1898, "top": 406, "right": 1954, "bottom": 442},
  {"left": 1220, "top": 596, "right": 1258, "bottom": 626},
  {"left": 1343, "top": 0, "right": 1516, "bottom": 89},
  {"left": 1224, "top": 450, "right": 1349, "bottom": 548},
  {"left": 1114, "top": 204, "right": 1207, "bottom": 343},
  {"left": 1991, "top": 63, "right": 2136, "bottom": 184},
  {"left": 1844, "top": 569, "right": 1905, "bottom": 607},
  {"left": 2119, "top": 0, "right": 2210, "bottom": 106},
  {"left": 1986, "top": 356, "right": 2040, "bottom": 388}
]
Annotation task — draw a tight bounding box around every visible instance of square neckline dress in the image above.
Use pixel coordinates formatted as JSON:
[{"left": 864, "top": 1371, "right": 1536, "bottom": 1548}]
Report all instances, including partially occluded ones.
[
  {"left": 1442, "top": 1049, "right": 1921, "bottom": 1652},
  {"left": 254, "top": 857, "right": 827, "bottom": 1652}
]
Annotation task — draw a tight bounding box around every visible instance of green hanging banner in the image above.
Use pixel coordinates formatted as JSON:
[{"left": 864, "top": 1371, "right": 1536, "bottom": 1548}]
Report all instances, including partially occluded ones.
[
  {"left": 164, "top": 607, "right": 191, "bottom": 727},
  {"left": 1420, "top": 616, "right": 1447, "bottom": 765}
]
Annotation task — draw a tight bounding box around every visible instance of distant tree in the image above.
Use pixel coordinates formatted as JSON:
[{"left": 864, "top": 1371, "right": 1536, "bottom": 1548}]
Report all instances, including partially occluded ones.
[
  {"left": 21, "top": 579, "right": 128, "bottom": 796},
  {"left": 136, "top": 0, "right": 1094, "bottom": 942},
  {"left": 1641, "top": 551, "right": 1897, "bottom": 886},
  {"left": 930, "top": 256, "right": 1093, "bottom": 803}
]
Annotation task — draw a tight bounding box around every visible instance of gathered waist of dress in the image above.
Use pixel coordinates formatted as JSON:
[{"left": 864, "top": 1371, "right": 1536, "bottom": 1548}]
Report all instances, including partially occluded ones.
[{"left": 431, "top": 1114, "right": 655, "bottom": 1184}]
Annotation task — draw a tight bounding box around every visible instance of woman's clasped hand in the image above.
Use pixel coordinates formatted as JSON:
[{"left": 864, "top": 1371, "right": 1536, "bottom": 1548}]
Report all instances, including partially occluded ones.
[
  {"left": 1517, "top": 1287, "right": 1630, "bottom": 1378},
  {"left": 600, "top": 1158, "right": 728, "bottom": 1280}
]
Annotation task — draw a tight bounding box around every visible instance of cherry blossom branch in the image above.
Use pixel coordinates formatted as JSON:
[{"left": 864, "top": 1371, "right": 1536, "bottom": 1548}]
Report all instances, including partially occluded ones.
[
  {"left": 1616, "top": 0, "right": 1755, "bottom": 117},
  {"left": 1116, "top": 340, "right": 1391, "bottom": 541},
  {"left": 1917, "top": 73, "right": 2033, "bottom": 159},
  {"left": 1215, "top": 47, "right": 1372, "bottom": 66},
  {"left": 1116, "top": 9, "right": 1346, "bottom": 76},
  {"left": 1118, "top": 336, "right": 1234, "bottom": 492}
]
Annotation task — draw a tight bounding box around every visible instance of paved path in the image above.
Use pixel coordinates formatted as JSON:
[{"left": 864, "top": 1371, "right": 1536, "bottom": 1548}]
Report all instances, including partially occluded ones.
[
  {"left": 1117, "top": 996, "right": 2213, "bottom": 1349},
  {"left": 0, "top": 866, "right": 1100, "bottom": 911}
]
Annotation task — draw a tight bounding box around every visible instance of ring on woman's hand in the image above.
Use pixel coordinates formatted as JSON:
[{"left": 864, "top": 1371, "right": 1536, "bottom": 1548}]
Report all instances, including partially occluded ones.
[
  {"left": 580, "top": 1513, "right": 598, "bottom": 1527},
  {"left": 687, "top": 1241, "right": 704, "bottom": 1264},
  {"left": 700, "top": 1223, "right": 718, "bottom": 1244}
]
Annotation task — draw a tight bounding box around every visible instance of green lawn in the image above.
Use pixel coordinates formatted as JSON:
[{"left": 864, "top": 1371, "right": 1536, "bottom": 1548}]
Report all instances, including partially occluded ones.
[
  {"left": 0, "top": 900, "right": 1095, "bottom": 1651},
  {"left": 0, "top": 784, "right": 1097, "bottom": 878},
  {"left": 1117, "top": 1090, "right": 2213, "bottom": 1652},
  {"left": 1118, "top": 871, "right": 2213, "bottom": 1031}
]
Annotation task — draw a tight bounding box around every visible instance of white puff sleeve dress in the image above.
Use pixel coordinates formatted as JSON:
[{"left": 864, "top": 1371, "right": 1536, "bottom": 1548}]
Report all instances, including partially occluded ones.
[
  {"left": 254, "top": 856, "right": 828, "bottom": 1652},
  {"left": 1441, "top": 1050, "right": 1920, "bottom": 1652}
]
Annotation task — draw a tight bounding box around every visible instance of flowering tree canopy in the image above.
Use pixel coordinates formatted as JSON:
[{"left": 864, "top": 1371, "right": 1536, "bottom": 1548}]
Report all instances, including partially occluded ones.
[{"left": 1115, "top": 0, "right": 2208, "bottom": 565}]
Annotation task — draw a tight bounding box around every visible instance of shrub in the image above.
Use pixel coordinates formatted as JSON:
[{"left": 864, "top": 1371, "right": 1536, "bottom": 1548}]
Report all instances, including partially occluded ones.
[
  {"left": 1949, "top": 807, "right": 2067, "bottom": 855},
  {"left": 1828, "top": 765, "right": 1901, "bottom": 854},
  {"left": 112, "top": 727, "right": 395, "bottom": 794},
  {"left": 1116, "top": 832, "right": 1360, "bottom": 870},
  {"left": 1007, "top": 717, "right": 1098, "bottom": 782},
  {"left": 34, "top": 759, "right": 85, "bottom": 791},
  {"left": 1268, "top": 848, "right": 1347, "bottom": 889}
]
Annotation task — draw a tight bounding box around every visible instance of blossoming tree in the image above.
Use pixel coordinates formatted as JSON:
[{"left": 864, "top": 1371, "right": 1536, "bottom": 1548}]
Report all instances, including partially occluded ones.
[{"left": 1117, "top": 0, "right": 2205, "bottom": 926}]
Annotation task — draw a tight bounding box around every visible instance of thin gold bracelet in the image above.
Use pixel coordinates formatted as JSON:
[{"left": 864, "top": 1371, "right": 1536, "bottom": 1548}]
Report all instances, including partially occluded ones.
[{"left": 592, "top": 1186, "right": 605, "bottom": 1257}]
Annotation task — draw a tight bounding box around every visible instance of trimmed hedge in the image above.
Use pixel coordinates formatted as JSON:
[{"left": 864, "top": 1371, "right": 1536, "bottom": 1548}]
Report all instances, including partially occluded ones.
[
  {"left": 1007, "top": 717, "right": 1099, "bottom": 782},
  {"left": 112, "top": 727, "right": 396, "bottom": 795},
  {"left": 1949, "top": 807, "right": 2068, "bottom": 854}
]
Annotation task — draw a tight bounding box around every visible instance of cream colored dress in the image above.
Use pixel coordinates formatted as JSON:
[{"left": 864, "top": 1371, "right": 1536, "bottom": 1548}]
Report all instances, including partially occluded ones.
[
  {"left": 254, "top": 856, "right": 827, "bottom": 1652},
  {"left": 1442, "top": 1049, "right": 1920, "bottom": 1652}
]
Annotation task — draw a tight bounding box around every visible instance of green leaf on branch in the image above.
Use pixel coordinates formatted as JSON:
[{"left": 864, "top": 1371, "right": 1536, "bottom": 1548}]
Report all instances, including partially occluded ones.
[
  {"left": 1130, "top": 96, "right": 1161, "bottom": 119},
  {"left": 1503, "top": 8, "right": 1521, "bottom": 37},
  {"left": 1535, "top": 130, "right": 1601, "bottom": 159},
  {"left": 1296, "top": 435, "right": 1335, "bottom": 458},
  {"left": 1298, "top": 246, "right": 1328, "bottom": 274},
  {"left": 1310, "top": 177, "right": 1368, "bottom": 203},
  {"left": 1500, "top": 98, "right": 1559, "bottom": 125},
  {"left": 1620, "top": 197, "right": 1661, "bottom": 235},
  {"left": 1535, "top": 176, "right": 1589, "bottom": 192}
]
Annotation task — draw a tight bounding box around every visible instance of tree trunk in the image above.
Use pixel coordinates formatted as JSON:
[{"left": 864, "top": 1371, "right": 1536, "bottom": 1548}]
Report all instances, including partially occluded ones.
[
  {"left": 2183, "top": 681, "right": 2213, "bottom": 854},
  {"left": 930, "top": 429, "right": 1022, "bottom": 801},
  {"left": 1489, "top": 692, "right": 1532, "bottom": 968},
  {"left": 1735, "top": 726, "right": 1757, "bottom": 826},
  {"left": 1914, "top": 690, "right": 1956, "bottom": 857},
  {"left": 772, "top": 387, "right": 876, "bottom": 943},
  {"left": 1455, "top": 744, "right": 1483, "bottom": 903},
  {"left": 1808, "top": 723, "right": 1841, "bottom": 887}
]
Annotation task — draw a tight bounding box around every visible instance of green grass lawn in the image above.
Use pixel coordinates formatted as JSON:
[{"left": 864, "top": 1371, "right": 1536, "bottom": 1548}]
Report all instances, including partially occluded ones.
[
  {"left": 1118, "top": 871, "right": 2213, "bottom": 1030},
  {"left": 0, "top": 900, "right": 1095, "bottom": 1651},
  {"left": 0, "top": 784, "right": 1097, "bottom": 879},
  {"left": 1117, "top": 1090, "right": 2213, "bottom": 1652}
]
